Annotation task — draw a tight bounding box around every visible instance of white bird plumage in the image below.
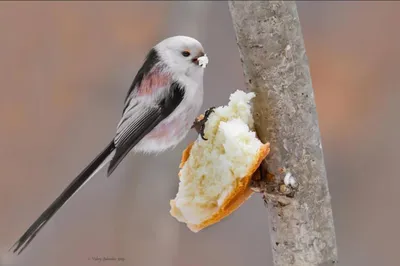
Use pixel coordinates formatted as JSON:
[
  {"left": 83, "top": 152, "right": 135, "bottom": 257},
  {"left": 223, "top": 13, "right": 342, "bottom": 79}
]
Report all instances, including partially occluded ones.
[
  {"left": 11, "top": 35, "right": 208, "bottom": 255},
  {"left": 117, "top": 35, "right": 207, "bottom": 153}
]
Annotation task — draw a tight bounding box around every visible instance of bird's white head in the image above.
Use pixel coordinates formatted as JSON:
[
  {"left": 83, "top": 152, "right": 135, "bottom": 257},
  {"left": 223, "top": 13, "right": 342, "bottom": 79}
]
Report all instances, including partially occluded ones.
[{"left": 155, "top": 36, "right": 208, "bottom": 78}]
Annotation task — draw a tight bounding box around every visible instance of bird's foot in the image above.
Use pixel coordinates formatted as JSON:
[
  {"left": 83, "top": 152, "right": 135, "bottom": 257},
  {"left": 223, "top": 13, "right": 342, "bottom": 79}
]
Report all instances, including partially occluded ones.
[{"left": 191, "top": 107, "right": 215, "bottom": 140}]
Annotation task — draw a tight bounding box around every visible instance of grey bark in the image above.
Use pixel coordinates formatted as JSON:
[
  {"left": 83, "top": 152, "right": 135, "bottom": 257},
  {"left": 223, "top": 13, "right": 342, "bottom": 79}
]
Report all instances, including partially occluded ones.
[{"left": 228, "top": 1, "right": 338, "bottom": 266}]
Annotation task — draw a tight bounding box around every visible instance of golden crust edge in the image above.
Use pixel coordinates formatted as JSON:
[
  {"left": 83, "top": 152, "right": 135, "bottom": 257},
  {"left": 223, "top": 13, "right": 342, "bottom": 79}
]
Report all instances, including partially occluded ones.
[
  {"left": 171, "top": 141, "right": 270, "bottom": 232},
  {"left": 179, "top": 142, "right": 194, "bottom": 169}
]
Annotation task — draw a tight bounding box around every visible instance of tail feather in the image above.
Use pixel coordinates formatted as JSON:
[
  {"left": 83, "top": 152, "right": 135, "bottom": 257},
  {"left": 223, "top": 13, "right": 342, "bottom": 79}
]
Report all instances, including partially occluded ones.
[{"left": 10, "top": 141, "right": 115, "bottom": 255}]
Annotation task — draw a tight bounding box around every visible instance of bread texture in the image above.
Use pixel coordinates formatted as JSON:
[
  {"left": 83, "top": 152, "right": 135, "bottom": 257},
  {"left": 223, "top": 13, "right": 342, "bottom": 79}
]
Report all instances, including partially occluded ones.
[{"left": 170, "top": 90, "right": 270, "bottom": 232}]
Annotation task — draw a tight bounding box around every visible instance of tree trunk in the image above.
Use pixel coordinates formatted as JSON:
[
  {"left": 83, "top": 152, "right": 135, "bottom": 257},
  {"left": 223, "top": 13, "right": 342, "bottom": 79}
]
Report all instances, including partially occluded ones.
[{"left": 228, "top": 1, "right": 338, "bottom": 265}]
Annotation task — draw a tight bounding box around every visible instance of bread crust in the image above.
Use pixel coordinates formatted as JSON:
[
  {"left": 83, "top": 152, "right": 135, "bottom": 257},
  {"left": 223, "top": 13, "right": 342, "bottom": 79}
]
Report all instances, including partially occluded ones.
[{"left": 172, "top": 141, "right": 270, "bottom": 232}]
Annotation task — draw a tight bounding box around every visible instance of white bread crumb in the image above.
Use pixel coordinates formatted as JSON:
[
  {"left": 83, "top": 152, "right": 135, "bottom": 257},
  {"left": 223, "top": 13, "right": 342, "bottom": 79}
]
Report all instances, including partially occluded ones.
[
  {"left": 197, "top": 54, "right": 209, "bottom": 68},
  {"left": 284, "top": 172, "right": 297, "bottom": 188}
]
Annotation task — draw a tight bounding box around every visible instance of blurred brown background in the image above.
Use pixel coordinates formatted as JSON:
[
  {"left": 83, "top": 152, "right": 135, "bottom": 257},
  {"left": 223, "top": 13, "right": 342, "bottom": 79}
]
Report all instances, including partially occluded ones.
[{"left": 1, "top": 1, "right": 399, "bottom": 266}]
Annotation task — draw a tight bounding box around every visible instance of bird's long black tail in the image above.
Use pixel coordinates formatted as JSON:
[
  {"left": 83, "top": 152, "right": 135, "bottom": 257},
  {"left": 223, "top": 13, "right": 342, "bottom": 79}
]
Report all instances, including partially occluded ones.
[{"left": 10, "top": 141, "right": 116, "bottom": 255}]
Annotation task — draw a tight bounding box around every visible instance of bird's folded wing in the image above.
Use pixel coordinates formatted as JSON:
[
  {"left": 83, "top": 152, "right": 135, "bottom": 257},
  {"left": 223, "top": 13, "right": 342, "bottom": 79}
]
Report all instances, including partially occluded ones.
[
  {"left": 108, "top": 82, "right": 185, "bottom": 176},
  {"left": 108, "top": 105, "right": 164, "bottom": 176}
]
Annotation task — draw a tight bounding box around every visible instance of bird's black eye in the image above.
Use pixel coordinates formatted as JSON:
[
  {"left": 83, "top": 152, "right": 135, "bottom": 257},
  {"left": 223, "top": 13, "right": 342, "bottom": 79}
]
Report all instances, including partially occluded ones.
[{"left": 181, "top": 51, "right": 191, "bottom": 57}]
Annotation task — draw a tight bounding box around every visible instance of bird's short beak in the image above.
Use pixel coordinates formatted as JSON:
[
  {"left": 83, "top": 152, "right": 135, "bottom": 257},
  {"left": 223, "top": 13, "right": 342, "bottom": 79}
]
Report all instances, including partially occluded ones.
[
  {"left": 192, "top": 52, "right": 204, "bottom": 65},
  {"left": 192, "top": 51, "right": 209, "bottom": 68}
]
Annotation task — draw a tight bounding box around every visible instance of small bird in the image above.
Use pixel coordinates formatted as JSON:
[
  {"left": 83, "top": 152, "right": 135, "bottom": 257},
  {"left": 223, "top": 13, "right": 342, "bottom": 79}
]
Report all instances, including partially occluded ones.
[{"left": 11, "top": 36, "right": 210, "bottom": 254}]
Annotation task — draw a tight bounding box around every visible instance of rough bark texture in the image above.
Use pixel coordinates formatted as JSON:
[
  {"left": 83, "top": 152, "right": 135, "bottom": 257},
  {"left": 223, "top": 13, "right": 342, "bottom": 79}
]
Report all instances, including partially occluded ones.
[{"left": 228, "top": 1, "right": 338, "bottom": 266}]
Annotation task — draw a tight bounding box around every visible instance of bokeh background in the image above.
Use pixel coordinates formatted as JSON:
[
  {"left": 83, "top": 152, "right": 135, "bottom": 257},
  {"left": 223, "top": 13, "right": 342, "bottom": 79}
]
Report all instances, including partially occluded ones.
[{"left": 1, "top": 1, "right": 399, "bottom": 266}]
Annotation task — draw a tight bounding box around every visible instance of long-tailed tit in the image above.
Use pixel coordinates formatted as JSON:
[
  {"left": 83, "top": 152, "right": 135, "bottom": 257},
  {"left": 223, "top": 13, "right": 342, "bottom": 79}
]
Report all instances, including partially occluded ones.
[{"left": 11, "top": 36, "right": 209, "bottom": 254}]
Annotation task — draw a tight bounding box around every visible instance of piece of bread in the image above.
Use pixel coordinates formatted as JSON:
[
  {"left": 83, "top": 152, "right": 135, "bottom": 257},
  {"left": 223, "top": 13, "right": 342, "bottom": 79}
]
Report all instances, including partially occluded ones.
[{"left": 170, "top": 90, "right": 270, "bottom": 232}]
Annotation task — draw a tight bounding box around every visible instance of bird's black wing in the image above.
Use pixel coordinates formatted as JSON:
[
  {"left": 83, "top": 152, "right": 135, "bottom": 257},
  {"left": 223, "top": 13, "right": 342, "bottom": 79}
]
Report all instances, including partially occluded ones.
[
  {"left": 107, "top": 82, "right": 185, "bottom": 176},
  {"left": 123, "top": 48, "right": 160, "bottom": 111}
]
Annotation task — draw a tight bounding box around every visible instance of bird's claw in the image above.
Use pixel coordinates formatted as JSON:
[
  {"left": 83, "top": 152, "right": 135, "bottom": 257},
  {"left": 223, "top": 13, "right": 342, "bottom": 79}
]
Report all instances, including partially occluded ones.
[{"left": 191, "top": 107, "right": 215, "bottom": 140}]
